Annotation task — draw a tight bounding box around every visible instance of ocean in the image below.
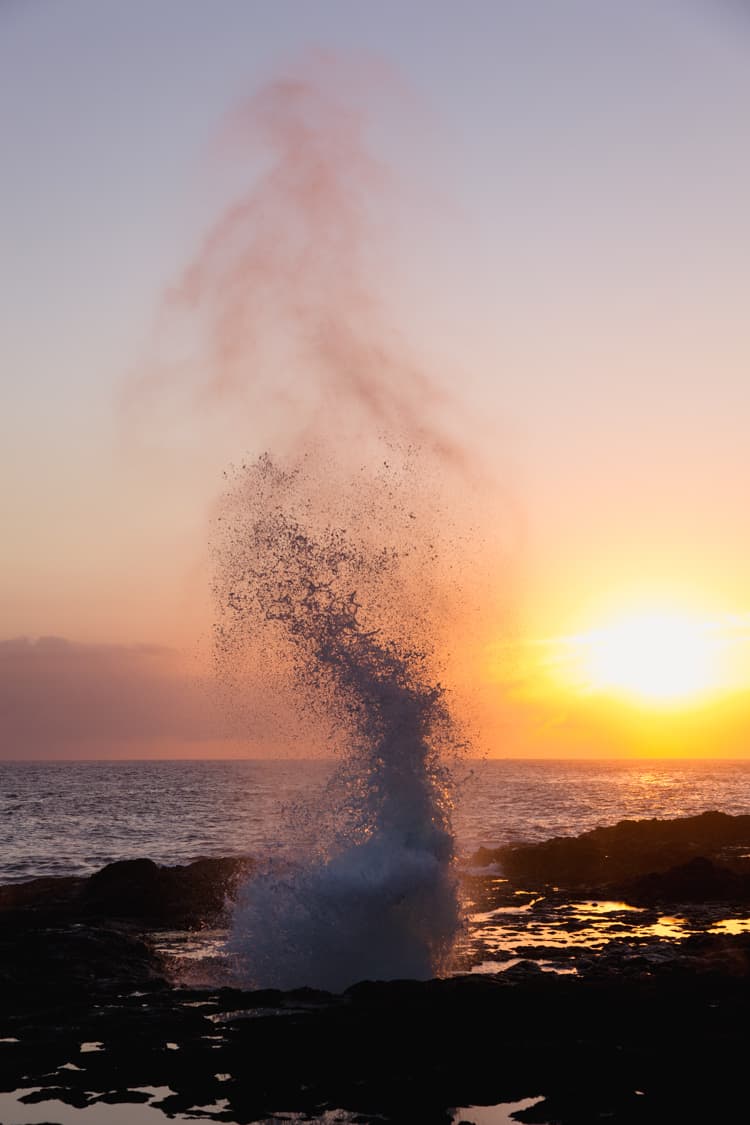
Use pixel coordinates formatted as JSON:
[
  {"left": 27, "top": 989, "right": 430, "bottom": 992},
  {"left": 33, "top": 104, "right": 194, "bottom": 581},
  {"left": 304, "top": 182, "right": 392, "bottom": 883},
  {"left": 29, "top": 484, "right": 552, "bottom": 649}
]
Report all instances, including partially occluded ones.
[{"left": 2, "top": 757, "right": 749, "bottom": 884}]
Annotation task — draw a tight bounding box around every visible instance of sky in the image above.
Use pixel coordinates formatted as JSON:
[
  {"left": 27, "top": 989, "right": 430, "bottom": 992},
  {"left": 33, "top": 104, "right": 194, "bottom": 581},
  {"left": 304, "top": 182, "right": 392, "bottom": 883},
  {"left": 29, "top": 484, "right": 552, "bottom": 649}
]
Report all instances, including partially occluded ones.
[{"left": 2, "top": 0, "right": 750, "bottom": 758}]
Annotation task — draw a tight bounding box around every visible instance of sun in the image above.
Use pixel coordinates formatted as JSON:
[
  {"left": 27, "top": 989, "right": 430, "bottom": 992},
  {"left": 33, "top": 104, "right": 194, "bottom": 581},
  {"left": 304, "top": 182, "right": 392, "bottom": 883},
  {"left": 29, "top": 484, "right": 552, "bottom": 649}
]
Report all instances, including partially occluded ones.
[{"left": 571, "top": 609, "right": 721, "bottom": 704}]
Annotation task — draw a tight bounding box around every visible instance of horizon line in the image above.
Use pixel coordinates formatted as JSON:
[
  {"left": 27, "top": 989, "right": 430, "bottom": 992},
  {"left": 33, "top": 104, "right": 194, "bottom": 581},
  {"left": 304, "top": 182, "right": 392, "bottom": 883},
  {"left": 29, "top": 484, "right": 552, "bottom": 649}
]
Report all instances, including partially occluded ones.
[{"left": 2, "top": 755, "right": 750, "bottom": 764}]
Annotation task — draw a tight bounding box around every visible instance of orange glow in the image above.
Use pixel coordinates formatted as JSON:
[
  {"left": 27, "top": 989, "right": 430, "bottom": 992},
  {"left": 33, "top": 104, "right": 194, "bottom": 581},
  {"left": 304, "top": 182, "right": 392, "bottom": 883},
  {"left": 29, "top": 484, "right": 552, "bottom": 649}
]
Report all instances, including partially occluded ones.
[
  {"left": 571, "top": 610, "right": 721, "bottom": 704},
  {"left": 528, "top": 600, "right": 750, "bottom": 727}
]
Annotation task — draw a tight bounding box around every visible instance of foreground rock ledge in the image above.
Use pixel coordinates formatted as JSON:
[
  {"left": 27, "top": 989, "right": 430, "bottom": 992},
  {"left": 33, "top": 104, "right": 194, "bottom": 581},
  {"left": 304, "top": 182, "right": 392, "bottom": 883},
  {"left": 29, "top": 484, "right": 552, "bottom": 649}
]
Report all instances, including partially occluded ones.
[
  {"left": 2, "top": 962, "right": 750, "bottom": 1123},
  {"left": 3, "top": 813, "right": 750, "bottom": 1123}
]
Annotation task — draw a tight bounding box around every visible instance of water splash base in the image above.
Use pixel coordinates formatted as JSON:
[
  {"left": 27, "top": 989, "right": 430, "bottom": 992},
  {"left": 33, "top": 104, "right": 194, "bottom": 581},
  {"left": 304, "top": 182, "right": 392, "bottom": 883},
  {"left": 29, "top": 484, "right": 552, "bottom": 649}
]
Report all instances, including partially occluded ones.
[{"left": 214, "top": 451, "right": 465, "bottom": 990}]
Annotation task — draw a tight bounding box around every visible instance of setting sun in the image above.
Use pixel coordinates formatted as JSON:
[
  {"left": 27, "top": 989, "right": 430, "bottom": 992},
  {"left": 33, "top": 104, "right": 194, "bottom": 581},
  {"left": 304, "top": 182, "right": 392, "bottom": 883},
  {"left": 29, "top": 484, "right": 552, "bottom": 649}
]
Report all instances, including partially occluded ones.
[{"left": 572, "top": 610, "right": 721, "bottom": 704}]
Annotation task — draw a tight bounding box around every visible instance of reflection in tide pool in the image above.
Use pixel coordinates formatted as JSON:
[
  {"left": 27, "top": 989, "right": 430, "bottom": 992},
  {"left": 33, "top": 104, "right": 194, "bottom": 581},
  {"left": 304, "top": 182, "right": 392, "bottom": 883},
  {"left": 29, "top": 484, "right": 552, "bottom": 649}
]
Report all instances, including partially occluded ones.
[
  {"left": 452, "top": 1097, "right": 546, "bottom": 1124},
  {"left": 471, "top": 897, "right": 543, "bottom": 921},
  {"left": 0, "top": 1090, "right": 551, "bottom": 1125},
  {"left": 150, "top": 895, "right": 736, "bottom": 985},
  {"left": 648, "top": 916, "right": 687, "bottom": 939},
  {"left": 0, "top": 1088, "right": 174, "bottom": 1125},
  {"left": 464, "top": 897, "right": 701, "bottom": 973},
  {"left": 574, "top": 900, "right": 641, "bottom": 914},
  {"left": 712, "top": 918, "right": 750, "bottom": 935}
]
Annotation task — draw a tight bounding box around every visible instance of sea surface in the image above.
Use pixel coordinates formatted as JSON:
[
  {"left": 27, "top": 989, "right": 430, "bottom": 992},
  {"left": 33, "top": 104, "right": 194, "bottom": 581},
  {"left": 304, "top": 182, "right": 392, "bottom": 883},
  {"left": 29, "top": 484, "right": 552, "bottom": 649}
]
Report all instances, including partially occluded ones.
[{"left": 2, "top": 758, "right": 750, "bottom": 884}]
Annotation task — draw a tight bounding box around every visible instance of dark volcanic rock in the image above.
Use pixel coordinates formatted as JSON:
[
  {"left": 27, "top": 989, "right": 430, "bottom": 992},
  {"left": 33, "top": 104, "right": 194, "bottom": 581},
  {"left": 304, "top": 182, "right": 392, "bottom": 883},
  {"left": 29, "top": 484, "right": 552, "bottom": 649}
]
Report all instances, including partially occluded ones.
[
  {"left": 84, "top": 856, "right": 250, "bottom": 925},
  {"left": 0, "top": 855, "right": 250, "bottom": 928},
  {"left": 0, "top": 874, "right": 84, "bottom": 913},
  {"left": 611, "top": 855, "right": 750, "bottom": 907},
  {"left": 0, "top": 916, "right": 167, "bottom": 1016},
  {"left": 4, "top": 964, "right": 750, "bottom": 1125},
  {"left": 0, "top": 855, "right": 251, "bottom": 1021},
  {"left": 472, "top": 810, "right": 750, "bottom": 887}
]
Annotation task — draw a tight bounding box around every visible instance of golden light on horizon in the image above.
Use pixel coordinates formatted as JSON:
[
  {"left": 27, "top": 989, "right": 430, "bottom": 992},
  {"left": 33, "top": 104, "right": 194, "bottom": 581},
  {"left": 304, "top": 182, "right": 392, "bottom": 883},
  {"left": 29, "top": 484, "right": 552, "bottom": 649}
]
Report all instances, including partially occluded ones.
[
  {"left": 481, "top": 603, "right": 750, "bottom": 758},
  {"left": 566, "top": 609, "right": 725, "bottom": 706}
]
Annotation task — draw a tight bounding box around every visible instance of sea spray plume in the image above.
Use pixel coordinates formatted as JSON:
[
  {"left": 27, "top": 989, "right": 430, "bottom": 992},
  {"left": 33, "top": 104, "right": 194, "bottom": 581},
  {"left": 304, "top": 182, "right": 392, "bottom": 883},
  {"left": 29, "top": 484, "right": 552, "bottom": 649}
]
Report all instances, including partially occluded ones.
[
  {"left": 214, "top": 452, "right": 467, "bottom": 990},
  {"left": 122, "top": 57, "right": 496, "bottom": 980},
  {"left": 125, "top": 57, "right": 464, "bottom": 464}
]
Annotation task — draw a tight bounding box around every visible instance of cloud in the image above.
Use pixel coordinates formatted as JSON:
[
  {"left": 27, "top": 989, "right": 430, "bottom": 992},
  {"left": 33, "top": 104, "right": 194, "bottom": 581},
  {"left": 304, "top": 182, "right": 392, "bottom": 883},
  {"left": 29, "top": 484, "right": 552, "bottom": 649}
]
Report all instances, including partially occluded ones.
[{"left": 0, "top": 636, "right": 223, "bottom": 757}]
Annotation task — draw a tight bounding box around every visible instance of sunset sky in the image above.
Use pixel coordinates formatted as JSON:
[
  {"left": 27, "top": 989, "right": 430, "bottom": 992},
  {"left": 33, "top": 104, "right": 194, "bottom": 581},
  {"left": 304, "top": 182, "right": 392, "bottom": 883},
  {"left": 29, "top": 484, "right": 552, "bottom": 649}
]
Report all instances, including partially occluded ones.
[{"left": 2, "top": 0, "right": 750, "bottom": 758}]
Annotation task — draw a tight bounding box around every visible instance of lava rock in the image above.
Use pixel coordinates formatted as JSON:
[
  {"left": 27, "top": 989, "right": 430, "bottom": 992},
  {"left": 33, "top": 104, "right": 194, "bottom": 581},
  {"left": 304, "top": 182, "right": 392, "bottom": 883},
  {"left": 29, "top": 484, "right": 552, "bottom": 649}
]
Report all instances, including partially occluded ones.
[
  {"left": 83, "top": 855, "right": 250, "bottom": 925},
  {"left": 611, "top": 856, "right": 750, "bottom": 907},
  {"left": 471, "top": 811, "right": 750, "bottom": 887},
  {"left": 0, "top": 917, "right": 167, "bottom": 1016}
]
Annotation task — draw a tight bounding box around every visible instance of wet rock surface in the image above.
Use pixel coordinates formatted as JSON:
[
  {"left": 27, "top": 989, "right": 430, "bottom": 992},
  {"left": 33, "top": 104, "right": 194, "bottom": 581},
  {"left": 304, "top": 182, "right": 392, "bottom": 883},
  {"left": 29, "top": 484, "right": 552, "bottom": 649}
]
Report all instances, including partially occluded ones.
[
  {"left": 0, "top": 856, "right": 247, "bottom": 1051},
  {"left": 0, "top": 854, "right": 250, "bottom": 926},
  {"left": 3, "top": 960, "right": 750, "bottom": 1124},
  {"left": 608, "top": 853, "right": 750, "bottom": 905},
  {"left": 4, "top": 815, "right": 750, "bottom": 1122},
  {"left": 471, "top": 808, "right": 750, "bottom": 887}
]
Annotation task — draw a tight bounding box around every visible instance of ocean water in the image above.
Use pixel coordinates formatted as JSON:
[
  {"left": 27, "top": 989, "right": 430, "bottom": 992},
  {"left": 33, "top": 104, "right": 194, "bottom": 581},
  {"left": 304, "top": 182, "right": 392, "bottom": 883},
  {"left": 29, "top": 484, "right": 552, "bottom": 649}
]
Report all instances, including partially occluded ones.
[{"left": 1, "top": 757, "right": 749, "bottom": 884}]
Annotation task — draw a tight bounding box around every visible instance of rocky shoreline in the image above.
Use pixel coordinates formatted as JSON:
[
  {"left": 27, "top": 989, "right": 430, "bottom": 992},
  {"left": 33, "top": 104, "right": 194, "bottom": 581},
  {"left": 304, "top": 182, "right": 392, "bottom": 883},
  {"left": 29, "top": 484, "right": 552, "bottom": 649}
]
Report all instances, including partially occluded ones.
[{"left": 3, "top": 811, "right": 750, "bottom": 1122}]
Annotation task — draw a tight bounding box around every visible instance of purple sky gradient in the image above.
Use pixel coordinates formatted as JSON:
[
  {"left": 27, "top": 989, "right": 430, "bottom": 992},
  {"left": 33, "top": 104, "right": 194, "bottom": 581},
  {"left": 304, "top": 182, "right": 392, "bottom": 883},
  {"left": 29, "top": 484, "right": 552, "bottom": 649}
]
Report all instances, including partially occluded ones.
[{"left": 2, "top": 1, "right": 749, "bottom": 756}]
